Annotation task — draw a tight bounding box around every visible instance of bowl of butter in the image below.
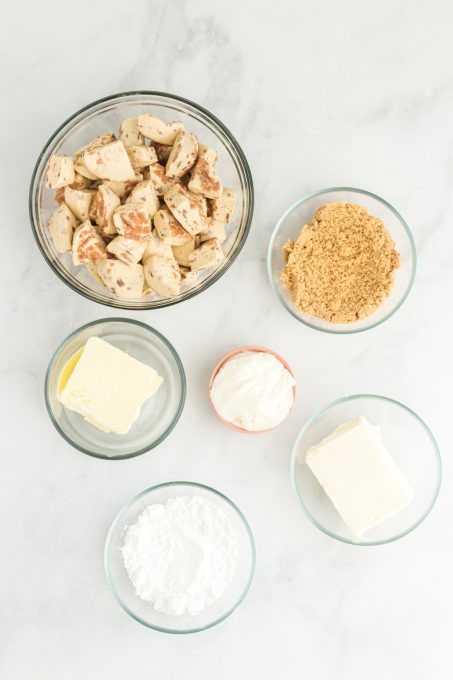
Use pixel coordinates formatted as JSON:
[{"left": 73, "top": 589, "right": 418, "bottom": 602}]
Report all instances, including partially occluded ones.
[
  {"left": 45, "top": 318, "right": 186, "bottom": 459},
  {"left": 291, "top": 395, "right": 441, "bottom": 545}
]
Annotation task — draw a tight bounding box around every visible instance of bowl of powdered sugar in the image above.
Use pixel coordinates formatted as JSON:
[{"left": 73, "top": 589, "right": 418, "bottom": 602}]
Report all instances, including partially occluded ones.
[{"left": 105, "top": 482, "right": 255, "bottom": 633}]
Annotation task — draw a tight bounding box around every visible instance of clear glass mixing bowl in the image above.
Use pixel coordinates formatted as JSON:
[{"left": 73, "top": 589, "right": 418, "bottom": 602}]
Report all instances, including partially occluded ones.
[
  {"left": 291, "top": 394, "right": 441, "bottom": 545},
  {"left": 105, "top": 482, "right": 255, "bottom": 633},
  {"left": 30, "top": 91, "right": 254, "bottom": 309},
  {"left": 268, "top": 187, "right": 416, "bottom": 333},
  {"left": 45, "top": 318, "right": 186, "bottom": 459}
]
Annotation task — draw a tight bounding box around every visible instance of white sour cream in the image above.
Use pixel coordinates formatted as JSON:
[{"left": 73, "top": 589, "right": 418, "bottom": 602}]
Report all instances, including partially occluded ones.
[{"left": 210, "top": 350, "right": 295, "bottom": 432}]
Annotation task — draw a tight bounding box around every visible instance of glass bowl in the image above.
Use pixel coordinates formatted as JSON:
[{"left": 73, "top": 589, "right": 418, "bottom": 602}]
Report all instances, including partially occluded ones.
[
  {"left": 268, "top": 187, "right": 416, "bottom": 333},
  {"left": 208, "top": 346, "right": 296, "bottom": 433},
  {"left": 45, "top": 318, "right": 185, "bottom": 459},
  {"left": 30, "top": 91, "right": 254, "bottom": 309},
  {"left": 105, "top": 482, "right": 255, "bottom": 633},
  {"left": 291, "top": 395, "right": 441, "bottom": 545}
]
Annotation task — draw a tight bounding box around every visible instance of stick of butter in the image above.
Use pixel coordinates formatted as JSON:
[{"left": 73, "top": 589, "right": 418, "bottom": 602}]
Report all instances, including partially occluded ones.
[
  {"left": 306, "top": 417, "right": 413, "bottom": 538},
  {"left": 59, "top": 336, "right": 163, "bottom": 435}
]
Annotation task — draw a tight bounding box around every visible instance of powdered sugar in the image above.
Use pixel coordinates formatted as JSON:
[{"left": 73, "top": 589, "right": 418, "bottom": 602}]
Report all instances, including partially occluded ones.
[{"left": 121, "top": 495, "right": 238, "bottom": 616}]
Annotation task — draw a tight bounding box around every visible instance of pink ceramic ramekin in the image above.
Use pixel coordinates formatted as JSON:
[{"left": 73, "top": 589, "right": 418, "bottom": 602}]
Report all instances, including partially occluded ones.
[{"left": 208, "top": 346, "right": 297, "bottom": 434}]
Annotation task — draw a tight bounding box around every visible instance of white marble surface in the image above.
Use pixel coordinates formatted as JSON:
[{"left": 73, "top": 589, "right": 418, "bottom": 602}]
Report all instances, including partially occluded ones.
[{"left": 2, "top": 0, "right": 453, "bottom": 677}]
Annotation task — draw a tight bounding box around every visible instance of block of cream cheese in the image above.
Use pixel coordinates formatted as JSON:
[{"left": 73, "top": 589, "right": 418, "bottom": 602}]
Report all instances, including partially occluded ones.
[
  {"left": 59, "top": 337, "right": 163, "bottom": 435},
  {"left": 306, "top": 417, "right": 413, "bottom": 538}
]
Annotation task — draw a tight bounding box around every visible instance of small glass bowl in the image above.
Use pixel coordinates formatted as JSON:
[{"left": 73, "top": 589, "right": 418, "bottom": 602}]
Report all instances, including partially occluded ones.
[
  {"left": 45, "top": 318, "right": 186, "bottom": 459},
  {"left": 30, "top": 91, "right": 254, "bottom": 309},
  {"left": 208, "top": 346, "right": 296, "bottom": 433},
  {"left": 105, "top": 482, "right": 255, "bottom": 633},
  {"left": 291, "top": 395, "right": 441, "bottom": 546},
  {"left": 268, "top": 187, "right": 416, "bottom": 333}
]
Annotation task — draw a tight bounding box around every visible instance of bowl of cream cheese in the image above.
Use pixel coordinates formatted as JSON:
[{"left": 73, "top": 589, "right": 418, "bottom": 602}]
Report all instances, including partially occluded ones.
[
  {"left": 209, "top": 346, "right": 296, "bottom": 433},
  {"left": 291, "top": 394, "right": 441, "bottom": 545}
]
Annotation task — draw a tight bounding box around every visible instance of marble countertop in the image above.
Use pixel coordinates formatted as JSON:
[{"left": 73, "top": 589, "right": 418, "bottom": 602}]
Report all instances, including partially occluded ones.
[{"left": 2, "top": 0, "right": 452, "bottom": 677}]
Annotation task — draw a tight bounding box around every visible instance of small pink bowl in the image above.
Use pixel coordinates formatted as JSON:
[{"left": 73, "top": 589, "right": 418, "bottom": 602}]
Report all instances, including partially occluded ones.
[{"left": 208, "top": 346, "right": 297, "bottom": 434}]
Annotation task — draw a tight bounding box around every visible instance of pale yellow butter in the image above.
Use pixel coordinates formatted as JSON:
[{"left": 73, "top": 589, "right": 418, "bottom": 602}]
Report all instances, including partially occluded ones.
[{"left": 59, "top": 337, "right": 163, "bottom": 435}]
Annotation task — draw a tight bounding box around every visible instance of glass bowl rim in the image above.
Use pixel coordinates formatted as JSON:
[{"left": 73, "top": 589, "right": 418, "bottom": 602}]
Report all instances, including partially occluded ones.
[
  {"left": 290, "top": 393, "right": 442, "bottom": 546},
  {"left": 29, "top": 90, "right": 254, "bottom": 310},
  {"left": 104, "top": 480, "right": 256, "bottom": 634},
  {"left": 44, "top": 317, "right": 186, "bottom": 460},
  {"left": 267, "top": 186, "right": 417, "bottom": 334}
]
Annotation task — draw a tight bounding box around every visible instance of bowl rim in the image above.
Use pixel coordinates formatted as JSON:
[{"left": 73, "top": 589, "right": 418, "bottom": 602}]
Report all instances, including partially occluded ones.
[
  {"left": 104, "top": 481, "right": 256, "bottom": 634},
  {"left": 44, "top": 317, "right": 186, "bottom": 460},
  {"left": 290, "top": 393, "right": 442, "bottom": 546},
  {"left": 267, "top": 186, "right": 417, "bottom": 334},
  {"left": 29, "top": 90, "right": 254, "bottom": 310},
  {"left": 208, "top": 345, "right": 296, "bottom": 433}
]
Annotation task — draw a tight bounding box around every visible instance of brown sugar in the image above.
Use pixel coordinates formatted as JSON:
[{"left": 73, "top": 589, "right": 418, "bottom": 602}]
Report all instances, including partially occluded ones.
[{"left": 281, "top": 202, "right": 401, "bottom": 323}]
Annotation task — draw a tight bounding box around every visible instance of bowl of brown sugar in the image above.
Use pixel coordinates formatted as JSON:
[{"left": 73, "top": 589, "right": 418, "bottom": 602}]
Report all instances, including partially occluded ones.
[{"left": 267, "top": 188, "right": 416, "bottom": 333}]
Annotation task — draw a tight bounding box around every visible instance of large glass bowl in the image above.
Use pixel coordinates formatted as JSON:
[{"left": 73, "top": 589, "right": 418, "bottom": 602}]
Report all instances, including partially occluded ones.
[
  {"left": 105, "top": 482, "right": 255, "bottom": 633},
  {"left": 30, "top": 91, "right": 254, "bottom": 309},
  {"left": 268, "top": 187, "right": 416, "bottom": 333},
  {"left": 291, "top": 395, "right": 441, "bottom": 546},
  {"left": 45, "top": 318, "right": 186, "bottom": 459}
]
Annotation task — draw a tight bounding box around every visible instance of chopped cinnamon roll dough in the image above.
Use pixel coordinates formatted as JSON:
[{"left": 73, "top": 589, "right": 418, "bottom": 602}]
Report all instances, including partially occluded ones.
[{"left": 44, "top": 112, "right": 237, "bottom": 300}]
